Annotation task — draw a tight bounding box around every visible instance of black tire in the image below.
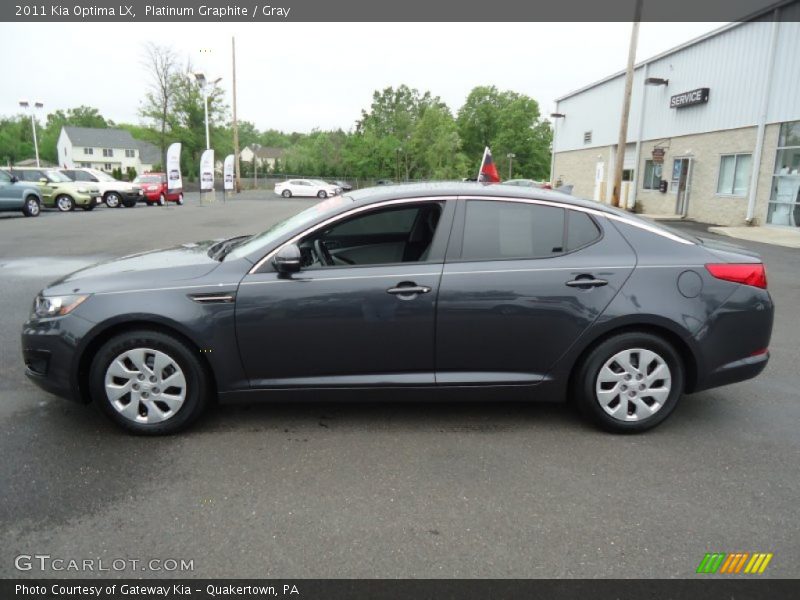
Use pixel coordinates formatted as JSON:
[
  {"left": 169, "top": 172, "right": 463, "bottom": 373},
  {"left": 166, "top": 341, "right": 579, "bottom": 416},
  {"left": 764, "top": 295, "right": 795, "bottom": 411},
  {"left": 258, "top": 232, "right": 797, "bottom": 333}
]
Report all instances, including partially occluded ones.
[
  {"left": 281, "top": 189, "right": 292, "bottom": 198},
  {"left": 317, "top": 190, "right": 328, "bottom": 199},
  {"left": 81, "top": 203, "right": 95, "bottom": 211},
  {"left": 158, "top": 193, "right": 166, "bottom": 206},
  {"left": 89, "top": 330, "right": 211, "bottom": 435},
  {"left": 176, "top": 193, "right": 184, "bottom": 205},
  {"left": 104, "top": 192, "right": 121, "bottom": 208},
  {"left": 55, "top": 194, "right": 75, "bottom": 212},
  {"left": 22, "top": 195, "right": 41, "bottom": 217},
  {"left": 122, "top": 197, "right": 137, "bottom": 208},
  {"left": 573, "top": 332, "right": 684, "bottom": 433}
]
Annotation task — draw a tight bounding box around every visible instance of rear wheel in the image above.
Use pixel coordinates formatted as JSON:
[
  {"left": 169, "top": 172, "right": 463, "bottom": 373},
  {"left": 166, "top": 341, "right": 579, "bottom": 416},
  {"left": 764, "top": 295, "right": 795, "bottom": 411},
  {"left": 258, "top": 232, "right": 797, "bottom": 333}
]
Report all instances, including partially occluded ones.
[
  {"left": 574, "top": 332, "right": 684, "bottom": 433},
  {"left": 176, "top": 193, "right": 184, "bottom": 205},
  {"left": 158, "top": 193, "right": 166, "bottom": 206},
  {"left": 56, "top": 195, "right": 75, "bottom": 212},
  {"left": 22, "top": 195, "right": 40, "bottom": 217},
  {"left": 81, "top": 202, "right": 95, "bottom": 211},
  {"left": 104, "top": 192, "right": 121, "bottom": 208},
  {"left": 281, "top": 189, "right": 292, "bottom": 198},
  {"left": 89, "top": 330, "right": 210, "bottom": 435}
]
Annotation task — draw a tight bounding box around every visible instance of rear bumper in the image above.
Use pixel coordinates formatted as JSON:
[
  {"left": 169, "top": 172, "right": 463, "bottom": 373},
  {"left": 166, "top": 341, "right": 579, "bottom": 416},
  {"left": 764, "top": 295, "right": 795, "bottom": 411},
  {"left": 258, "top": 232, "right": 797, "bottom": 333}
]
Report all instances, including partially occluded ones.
[
  {"left": 693, "top": 352, "right": 769, "bottom": 393},
  {"left": 691, "top": 284, "right": 773, "bottom": 393}
]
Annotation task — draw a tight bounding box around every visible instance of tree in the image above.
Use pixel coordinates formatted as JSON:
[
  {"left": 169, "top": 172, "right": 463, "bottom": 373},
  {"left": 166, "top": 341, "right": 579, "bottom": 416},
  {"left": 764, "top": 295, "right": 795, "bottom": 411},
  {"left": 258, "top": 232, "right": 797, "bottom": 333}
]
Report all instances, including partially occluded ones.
[
  {"left": 457, "top": 86, "right": 552, "bottom": 180},
  {"left": 408, "top": 104, "right": 466, "bottom": 180},
  {"left": 140, "top": 42, "right": 179, "bottom": 168},
  {"left": 37, "top": 106, "right": 110, "bottom": 164}
]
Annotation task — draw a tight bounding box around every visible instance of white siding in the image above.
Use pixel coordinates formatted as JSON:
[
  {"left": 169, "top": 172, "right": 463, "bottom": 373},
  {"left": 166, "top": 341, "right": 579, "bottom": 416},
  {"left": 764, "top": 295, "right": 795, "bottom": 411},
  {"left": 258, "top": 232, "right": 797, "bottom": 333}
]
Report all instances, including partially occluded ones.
[{"left": 554, "top": 16, "right": 800, "bottom": 153}]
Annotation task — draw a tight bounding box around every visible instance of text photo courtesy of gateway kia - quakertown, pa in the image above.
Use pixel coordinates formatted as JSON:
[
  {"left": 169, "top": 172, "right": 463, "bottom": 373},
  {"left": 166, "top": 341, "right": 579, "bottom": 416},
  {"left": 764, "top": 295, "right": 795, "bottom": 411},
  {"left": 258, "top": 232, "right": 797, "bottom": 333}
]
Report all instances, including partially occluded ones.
[{"left": 0, "top": 1, "right": 799, "bottom": 599}]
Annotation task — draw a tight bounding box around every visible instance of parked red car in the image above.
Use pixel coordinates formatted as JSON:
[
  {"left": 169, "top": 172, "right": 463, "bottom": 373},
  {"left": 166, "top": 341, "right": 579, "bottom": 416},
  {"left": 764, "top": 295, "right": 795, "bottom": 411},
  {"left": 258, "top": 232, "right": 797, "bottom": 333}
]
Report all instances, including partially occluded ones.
[{"left": 133, "top": 173, "right": 184, "bottom": 206}]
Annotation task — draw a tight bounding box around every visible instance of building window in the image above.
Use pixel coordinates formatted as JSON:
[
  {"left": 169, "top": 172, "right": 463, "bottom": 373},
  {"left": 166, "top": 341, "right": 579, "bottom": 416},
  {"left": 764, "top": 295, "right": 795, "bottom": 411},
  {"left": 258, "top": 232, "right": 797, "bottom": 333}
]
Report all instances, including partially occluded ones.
[
  {"left": 716, "top": 154, "right": 752, "bottom": 196},
  {"left": 583, "top": 131, "right": 592, "bottom": 144},
  {"left": 80, "top": 162, "right": 91, "bottom": 168},
  {"left": 766, "top": 121, "right": 800, "bottom": 227},
  {"left": 104, "top": 163, "right": 112, "bottom": 171},
  {"left": 83, "top": 147, "right": 93, "bottom": 155},
  {"left": 125, "top": 149, "right": 136, "bottom": 158},
  {"left": 642, "top": 160, "right": 663, "bottom": 189},
  {"left": 622, "top": 169, "right": 634, "bottom": 182},
  {"left": 102, "top": 148, "right": 114, "bottom": 157}
]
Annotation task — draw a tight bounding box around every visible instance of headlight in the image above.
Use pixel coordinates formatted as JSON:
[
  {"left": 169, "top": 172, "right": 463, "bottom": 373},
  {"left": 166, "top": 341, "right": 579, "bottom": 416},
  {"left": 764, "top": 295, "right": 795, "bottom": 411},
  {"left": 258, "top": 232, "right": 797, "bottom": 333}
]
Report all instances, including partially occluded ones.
[{"left": 33, "top": 294, "right": 89, "bottom": 318}]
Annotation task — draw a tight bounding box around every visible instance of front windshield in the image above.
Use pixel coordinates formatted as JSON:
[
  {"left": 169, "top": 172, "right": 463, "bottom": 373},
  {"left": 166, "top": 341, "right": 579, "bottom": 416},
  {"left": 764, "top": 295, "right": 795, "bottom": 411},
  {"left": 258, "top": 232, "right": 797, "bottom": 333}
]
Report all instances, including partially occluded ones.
[
  {"left": 45, "top": 170, "right": 72, "bottom": 183},
  {"left": 226, "top": 195, "right": 353, "bottom": 261},
  {"left": 136, "top": 175, "right": 161, "bottom": 184}
]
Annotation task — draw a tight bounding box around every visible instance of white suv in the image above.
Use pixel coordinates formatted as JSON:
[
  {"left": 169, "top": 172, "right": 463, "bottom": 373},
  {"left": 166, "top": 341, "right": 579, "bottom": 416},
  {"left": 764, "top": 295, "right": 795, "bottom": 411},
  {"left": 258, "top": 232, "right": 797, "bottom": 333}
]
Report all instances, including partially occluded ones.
[{"left": 59, "top": 168, "right": 143, "bottom": 208}]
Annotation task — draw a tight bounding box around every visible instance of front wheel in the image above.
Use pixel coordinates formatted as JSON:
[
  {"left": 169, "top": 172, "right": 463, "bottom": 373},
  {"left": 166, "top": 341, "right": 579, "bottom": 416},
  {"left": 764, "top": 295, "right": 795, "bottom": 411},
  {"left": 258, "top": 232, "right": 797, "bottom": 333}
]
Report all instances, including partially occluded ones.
[
  {"left": 22, "top": 195, "right": 41, "bottom": 217},
  {"left": 55, "top": 195, "right": 75, "bottom": 212},
  {"left": 574, "top": 332, "right": 684, "bottom": 433},
  {"left": 89, "top": 330, "right": 210, "bottom": 435},
  {"left": 105, "top": 192, "right": 121, "bottom": 208},
  {"left": 158, "top": 193, "right": 166, "bottom": 206},
  {"left": 281, "top": 189, "right": 292, "bottom": 198},
  {"left": 176, "top": 193, "right": 184, "bottom": 205},
  {"left": 317, "top": 190, "right": 328, "bottom": 199}
]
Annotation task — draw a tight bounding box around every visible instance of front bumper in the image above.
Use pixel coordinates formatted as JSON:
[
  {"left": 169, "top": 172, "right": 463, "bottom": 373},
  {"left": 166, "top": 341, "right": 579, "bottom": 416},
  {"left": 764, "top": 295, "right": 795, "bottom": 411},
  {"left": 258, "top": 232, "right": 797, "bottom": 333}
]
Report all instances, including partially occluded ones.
[{"left": 21, "top": 313, "right": 95, "bottom": 403}]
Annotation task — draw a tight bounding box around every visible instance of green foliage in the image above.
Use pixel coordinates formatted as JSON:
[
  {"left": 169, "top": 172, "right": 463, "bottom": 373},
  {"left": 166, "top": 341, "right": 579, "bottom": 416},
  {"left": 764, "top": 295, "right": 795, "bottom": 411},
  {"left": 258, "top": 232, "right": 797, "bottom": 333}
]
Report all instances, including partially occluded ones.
[
  {"left": 457, "top": 86, "right": 552, "bottom": 180},
  {"left": 0, "top": 79, "right": 552, "bottom": 182},
  {"left": 111, "top": 167, "right": 123, "bottom": 180},
  {"left": 125, "top": 166, "right": 137, "bottom": 181}
]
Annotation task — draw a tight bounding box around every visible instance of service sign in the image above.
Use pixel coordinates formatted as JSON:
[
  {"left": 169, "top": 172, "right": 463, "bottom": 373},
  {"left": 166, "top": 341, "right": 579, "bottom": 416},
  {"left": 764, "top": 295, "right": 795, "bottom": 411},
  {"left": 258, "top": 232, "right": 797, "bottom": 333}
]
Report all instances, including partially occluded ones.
[
  {"left": 670, "top": 88, "right": 710, "bottom": 109},
  {"left": 200, "top": 149, "right": 215, "bottom": 191}
]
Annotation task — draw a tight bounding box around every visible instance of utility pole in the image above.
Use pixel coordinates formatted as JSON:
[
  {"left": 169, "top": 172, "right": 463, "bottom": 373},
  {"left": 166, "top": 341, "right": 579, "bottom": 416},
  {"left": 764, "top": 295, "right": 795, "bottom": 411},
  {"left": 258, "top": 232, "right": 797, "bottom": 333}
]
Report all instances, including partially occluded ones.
[
  {"left": 611, "top": 0, "right": 642, "bottom": 209},
  {"left": 507, "top": 152, "right": 515, "bottom": 179},
  {"left": 231, "top": 36, "right": 242, "bottom": 193}
]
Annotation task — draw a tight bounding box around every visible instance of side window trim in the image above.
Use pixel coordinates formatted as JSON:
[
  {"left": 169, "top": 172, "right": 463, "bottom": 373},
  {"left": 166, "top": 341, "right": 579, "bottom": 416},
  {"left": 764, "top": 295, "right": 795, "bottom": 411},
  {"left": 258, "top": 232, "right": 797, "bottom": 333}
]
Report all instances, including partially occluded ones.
[{"left": 444, "top": 197, "right": 604, "bottom": 264}]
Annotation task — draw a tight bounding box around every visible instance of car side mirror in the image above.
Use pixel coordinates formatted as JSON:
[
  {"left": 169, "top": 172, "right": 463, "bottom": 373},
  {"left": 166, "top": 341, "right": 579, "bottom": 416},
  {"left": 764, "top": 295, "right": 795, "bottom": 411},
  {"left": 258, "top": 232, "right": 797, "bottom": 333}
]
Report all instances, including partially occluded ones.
[
  {"left": 272, "top": 243, "right": 302, "bottom": 274},
  {"left": 9, "top": 175, "right": 18, "bottom": 183}
]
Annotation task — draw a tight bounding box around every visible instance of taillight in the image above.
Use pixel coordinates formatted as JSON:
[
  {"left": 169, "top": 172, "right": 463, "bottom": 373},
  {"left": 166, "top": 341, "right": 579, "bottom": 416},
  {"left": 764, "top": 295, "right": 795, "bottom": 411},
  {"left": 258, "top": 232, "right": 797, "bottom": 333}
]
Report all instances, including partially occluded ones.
[{"left": 705, "top": 263, "right": 767, "bottom": 289}]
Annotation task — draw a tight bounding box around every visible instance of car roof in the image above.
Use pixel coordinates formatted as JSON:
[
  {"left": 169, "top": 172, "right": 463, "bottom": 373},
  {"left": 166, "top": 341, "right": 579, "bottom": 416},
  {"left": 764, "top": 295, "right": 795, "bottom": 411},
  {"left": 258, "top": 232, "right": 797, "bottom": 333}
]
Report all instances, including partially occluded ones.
[{"left": 343, "top": 181, "right": 613, "bottom": 214}]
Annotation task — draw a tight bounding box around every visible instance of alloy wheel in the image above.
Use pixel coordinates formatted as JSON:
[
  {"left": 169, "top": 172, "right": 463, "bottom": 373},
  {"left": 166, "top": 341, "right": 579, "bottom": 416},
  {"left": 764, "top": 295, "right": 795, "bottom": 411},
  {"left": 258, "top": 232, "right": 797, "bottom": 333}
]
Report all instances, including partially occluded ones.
[
  {"left": 595, "top": 348, "right": 672, "bottom": 422},
  {"left": 104, "top": 347, "right": 187, "bottom": 424},
  {"left": 27, "top": 198, "right": 40, "bottom": 216}
]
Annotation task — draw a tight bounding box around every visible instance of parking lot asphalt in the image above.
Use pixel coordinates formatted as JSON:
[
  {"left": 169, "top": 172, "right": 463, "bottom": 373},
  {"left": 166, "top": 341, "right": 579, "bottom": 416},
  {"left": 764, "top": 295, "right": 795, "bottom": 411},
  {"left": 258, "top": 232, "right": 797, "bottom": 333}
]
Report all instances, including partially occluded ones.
[{"left": 1, "top": 193, "right": 798, "bottom": 578}]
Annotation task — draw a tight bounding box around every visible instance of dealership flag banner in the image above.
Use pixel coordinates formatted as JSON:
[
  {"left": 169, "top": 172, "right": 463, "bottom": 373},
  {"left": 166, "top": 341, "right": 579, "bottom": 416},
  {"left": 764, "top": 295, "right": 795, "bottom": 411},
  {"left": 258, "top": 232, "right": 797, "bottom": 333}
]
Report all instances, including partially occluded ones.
[
  {"left": 477, "top": 146, "right": 501, "bottom": 183},
  {"left": 200, "top": 149, "right": 215, "bottom": 191},
  {"left": 223, "top": 154, "right": 234, "bottom": 191},
  {"left": 166, "top": 142, "right": 182, "bottom": 192}
]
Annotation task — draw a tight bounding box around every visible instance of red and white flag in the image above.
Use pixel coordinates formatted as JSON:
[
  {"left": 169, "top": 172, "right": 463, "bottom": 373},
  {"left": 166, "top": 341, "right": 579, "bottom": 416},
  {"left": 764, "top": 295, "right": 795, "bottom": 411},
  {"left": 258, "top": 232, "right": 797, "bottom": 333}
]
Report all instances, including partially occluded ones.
[{"left": 477, "top": 146, "right": 501, "bottom": 183}]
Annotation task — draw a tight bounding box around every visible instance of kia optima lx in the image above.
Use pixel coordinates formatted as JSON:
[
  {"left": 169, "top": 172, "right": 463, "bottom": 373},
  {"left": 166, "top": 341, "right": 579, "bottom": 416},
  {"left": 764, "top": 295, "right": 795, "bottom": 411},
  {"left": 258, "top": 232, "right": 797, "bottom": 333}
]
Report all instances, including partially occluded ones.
[{"left": 22, "top": 183, "right": 773, "bottom": 434}]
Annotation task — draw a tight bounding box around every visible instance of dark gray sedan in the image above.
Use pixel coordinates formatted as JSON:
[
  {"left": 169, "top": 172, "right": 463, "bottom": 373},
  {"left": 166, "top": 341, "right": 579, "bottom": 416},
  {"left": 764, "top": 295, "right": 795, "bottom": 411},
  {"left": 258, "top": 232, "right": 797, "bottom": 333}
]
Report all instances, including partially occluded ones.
[{"left": 21, "top": 183, "right": 773, "bottom": 434}]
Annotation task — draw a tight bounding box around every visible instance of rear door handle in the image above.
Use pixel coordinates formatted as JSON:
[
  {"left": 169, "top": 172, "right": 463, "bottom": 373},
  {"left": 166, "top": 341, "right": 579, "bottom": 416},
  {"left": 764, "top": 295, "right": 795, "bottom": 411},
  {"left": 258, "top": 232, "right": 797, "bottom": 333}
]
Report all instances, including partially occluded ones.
[
  {"left": 565, "top": 278, "right": 608, "bottom": 288},
  {"left": 386, "top": 284, "right": 431, "bottom": 295}
]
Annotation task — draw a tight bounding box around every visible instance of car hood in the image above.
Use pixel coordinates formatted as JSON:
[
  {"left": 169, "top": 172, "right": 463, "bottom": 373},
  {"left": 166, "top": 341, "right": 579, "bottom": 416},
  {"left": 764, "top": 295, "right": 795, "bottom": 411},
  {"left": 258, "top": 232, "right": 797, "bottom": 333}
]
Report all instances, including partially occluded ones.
[{"left": 44, "top": 240, "right": 227, "bottom": 295}]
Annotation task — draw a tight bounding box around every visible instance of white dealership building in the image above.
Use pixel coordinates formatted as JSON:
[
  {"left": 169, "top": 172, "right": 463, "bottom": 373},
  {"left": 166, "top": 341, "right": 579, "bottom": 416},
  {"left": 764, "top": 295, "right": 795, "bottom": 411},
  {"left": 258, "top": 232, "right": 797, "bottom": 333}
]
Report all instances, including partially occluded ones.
[{"left": 551, "top": 0, "right": 800, "bottom": 227}]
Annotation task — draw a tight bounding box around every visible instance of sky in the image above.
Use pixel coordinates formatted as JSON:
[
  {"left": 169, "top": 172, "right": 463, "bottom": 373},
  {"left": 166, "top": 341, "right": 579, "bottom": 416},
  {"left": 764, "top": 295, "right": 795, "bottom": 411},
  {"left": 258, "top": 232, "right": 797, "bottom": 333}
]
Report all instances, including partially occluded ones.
[{"left": 0, "top": 22, "right": 725, "bottom": 132}]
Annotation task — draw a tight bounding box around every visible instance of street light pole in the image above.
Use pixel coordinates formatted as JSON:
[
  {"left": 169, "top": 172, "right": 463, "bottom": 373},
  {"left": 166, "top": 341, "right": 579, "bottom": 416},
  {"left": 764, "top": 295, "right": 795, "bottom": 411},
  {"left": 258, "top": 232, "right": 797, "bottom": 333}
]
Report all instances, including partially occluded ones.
[
  {"left": 19, "top": 100, "right": 44, "bottom": 167},
  {"left": 194, "top": 73, "right": 221, "bottom": 151},
  {"left": 506, "top": 152, "right": 516, "bottom": 179}
]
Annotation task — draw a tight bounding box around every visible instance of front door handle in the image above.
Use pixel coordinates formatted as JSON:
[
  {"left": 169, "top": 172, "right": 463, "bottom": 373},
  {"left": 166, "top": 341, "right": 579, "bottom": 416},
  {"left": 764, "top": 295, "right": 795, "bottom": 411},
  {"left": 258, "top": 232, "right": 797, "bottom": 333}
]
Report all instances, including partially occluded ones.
[
  {"left": 565, "top": 277, "right": 608, "bottom": 288},
  {"left": 386, "top": 283, "right": 431, "bottom": 296}
]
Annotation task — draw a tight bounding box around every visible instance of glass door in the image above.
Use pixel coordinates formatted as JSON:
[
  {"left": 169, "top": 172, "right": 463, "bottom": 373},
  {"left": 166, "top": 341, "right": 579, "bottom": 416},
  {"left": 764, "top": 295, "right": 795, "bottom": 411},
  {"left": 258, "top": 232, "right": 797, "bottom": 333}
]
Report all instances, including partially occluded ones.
[{"left": 767, "top": 122, "right": 800, "bottom": 227}]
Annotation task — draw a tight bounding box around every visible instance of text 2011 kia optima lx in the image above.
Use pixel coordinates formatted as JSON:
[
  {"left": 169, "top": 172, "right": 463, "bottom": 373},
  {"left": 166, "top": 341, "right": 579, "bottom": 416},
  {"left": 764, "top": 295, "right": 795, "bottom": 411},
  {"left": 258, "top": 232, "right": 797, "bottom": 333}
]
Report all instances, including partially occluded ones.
[{"left": 21, "top": 183, "right": 774, "bottom": 434}]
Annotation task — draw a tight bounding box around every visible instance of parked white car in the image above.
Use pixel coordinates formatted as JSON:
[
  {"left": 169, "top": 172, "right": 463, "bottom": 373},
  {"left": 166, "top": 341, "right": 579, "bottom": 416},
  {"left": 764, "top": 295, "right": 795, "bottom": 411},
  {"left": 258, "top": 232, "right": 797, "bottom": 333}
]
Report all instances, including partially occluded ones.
[
  {"left": 59, "top": 168, "right": 143, "bottom": 208},
  {"left": 275, "top": 179, "right": 340, "bottom": 199}
]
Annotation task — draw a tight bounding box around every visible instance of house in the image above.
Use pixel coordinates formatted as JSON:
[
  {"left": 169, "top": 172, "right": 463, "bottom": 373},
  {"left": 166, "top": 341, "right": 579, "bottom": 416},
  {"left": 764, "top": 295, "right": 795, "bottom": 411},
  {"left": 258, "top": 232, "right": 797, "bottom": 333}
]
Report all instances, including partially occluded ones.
[
  {"left": 550, "top": 1, "right": 800, "bottom": 227},
  {"left": 57, "top": 127, "right": 159, "bottom": 175},
  {"left": 240, "top": 144, "right": 284, "bottom": 170}
]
